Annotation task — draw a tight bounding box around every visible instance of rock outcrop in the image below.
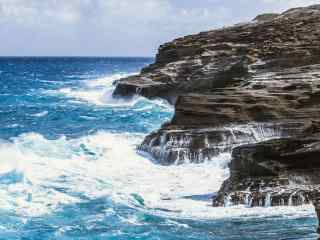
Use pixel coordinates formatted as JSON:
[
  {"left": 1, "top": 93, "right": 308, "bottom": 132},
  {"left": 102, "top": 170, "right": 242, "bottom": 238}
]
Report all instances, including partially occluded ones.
[
  {"left": 114, "top": 4, "right": 320, "bottom": 164},
  {"left": 213, "top": 121, "right": 320, "bottom": 231},
  {"left": 114, "top": 4, "right": 320, "bottom": 103},
  {"left": 113, "top": 4, "right": 320, "bottom": 232}
]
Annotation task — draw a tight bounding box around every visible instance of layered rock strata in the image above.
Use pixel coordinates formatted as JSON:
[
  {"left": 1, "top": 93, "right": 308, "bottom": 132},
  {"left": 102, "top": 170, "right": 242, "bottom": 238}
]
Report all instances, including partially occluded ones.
[
  {"left": 114, "top": 4, "right": 320, "bottom": 103},
  {"left": 114, "top": 4, "right": 320, "bottom": 164},
  {"left": 213, "top": 122, "right": 320, "bottom": 231},
  {"left": 113, "top": 4, "right": 320, "bottom": 232}
]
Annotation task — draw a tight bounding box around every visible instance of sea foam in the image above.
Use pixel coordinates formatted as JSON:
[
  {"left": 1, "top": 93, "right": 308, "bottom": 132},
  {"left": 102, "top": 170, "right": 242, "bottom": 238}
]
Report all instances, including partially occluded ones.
[
  {"left": 49, "top": 73, "right": 137, "bottom": 106},
  {"left": 0, "top": 131, "right": 315, "bottom": 220}
]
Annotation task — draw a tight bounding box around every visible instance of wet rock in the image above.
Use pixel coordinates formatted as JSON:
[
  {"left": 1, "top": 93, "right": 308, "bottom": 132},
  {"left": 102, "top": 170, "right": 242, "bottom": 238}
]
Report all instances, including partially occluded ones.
[
  {"left": 139, "top": 122, "right": 302, "bottom": 164},
  {"left": 213, "top": 124, "right": 320, "bottom": 231},
  {"left": 312, "top": 192, "right": 320, "bottom": 233}
]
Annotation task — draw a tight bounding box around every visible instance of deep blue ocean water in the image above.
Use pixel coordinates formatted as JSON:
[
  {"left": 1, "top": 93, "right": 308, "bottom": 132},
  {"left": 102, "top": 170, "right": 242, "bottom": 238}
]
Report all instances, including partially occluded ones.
[{"left": 0, "top": 57, "right": 318, "bottom": 239}]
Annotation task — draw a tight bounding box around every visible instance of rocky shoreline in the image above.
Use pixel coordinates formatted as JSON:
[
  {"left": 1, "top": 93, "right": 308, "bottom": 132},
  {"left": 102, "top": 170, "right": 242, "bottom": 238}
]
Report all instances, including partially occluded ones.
[{"left": 113, "top": 5, "right": 320, "bottom": 232}]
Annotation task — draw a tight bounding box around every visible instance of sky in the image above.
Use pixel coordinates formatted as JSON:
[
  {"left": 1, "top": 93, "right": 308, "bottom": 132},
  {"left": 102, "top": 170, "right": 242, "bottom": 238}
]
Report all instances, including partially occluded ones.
[{"left": 0, "top": 0, "right": 319, "bottom": 57}]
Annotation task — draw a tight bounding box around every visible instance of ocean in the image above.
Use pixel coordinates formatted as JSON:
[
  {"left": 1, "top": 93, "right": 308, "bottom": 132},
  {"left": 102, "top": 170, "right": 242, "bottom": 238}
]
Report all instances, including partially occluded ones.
[{"left": 0, "top": 57, "right": 317, "bottom": 239}]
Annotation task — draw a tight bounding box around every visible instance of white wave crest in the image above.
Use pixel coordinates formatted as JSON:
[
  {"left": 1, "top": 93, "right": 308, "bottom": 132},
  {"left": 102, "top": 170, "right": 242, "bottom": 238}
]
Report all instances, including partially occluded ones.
[
  {"left": 47, "top": 73, "right": 138, "bottom": 106},
  {"left": 29, "top": 111, "right": 49, "bottom": 118},
  {"left": 44, "top": 72, "right": 173, "bottom": 112},
  {"left": 0, "top": 132, "right": 315, "bottom": 220}
]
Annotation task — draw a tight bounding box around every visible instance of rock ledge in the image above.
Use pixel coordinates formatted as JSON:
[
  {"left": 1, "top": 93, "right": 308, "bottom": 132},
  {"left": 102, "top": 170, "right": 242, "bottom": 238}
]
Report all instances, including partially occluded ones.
[{"left": 113, "top": 4, "right": 320, "bottom": 232}]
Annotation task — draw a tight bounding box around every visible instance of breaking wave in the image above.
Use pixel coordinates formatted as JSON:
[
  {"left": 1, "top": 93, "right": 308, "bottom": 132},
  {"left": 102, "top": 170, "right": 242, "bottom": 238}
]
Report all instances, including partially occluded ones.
[
  {"left": 1, "top": 57, "right": 317, "bottom": 239},
  {"left": 45, "top": 73, "right": 169, "bottom": 108},
  {"left": 0, "top": 131, "right": 314, "bottom": 221}
]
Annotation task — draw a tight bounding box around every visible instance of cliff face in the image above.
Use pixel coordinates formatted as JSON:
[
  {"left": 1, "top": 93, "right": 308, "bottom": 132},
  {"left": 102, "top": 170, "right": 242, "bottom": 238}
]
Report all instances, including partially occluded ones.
[
  {"left": 213, "top": 122, "right": 320, "bottom": 205},
  {"left": 115, "top": 4, "right": 320, "bottom": 103},
  {"left": 213, "top": 121, "right": 320, "bottom": 232},
  {"left": 114, "top": 4, "right": 320, "bottom": 164},
  {"left": 113, "top": 4, "right": 320, "bottom": 232}
]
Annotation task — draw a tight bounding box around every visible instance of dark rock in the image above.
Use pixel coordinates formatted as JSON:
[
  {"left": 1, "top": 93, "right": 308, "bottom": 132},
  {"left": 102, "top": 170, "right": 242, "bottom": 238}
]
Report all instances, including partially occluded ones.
[
  {"left": 312, "top": 192, "right": 320, "bottom": 233},
  {"left": 114, "top": 4, "right": 320, "bottom": 103},
  {"left": 213, "top": 124, "right": 320, "bottom": 231},
  {"left": 112, "top": 4, "right": 320, "bottom": 232},
  {"left": 114, "top": 5, "right": 320, "bottom": 164},
  {"left": 139, "top": 122, "right": 303, "bottom": 164}
]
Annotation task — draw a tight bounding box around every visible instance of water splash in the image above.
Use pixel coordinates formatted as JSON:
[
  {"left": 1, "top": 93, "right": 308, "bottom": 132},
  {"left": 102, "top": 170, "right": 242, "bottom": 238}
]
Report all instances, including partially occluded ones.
[
  {"left": 0, "top": 132, "right": 228, "bottom": 218},
  {"left": 145, "top": 122, "right": 285, "bottom": 165},
  {"left": 265, "top": 192, "right": 272, "bottom": 207}
]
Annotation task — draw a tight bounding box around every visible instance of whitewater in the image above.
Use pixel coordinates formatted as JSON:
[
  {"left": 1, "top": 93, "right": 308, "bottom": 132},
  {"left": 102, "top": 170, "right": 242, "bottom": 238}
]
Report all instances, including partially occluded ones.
[{"left": 0, "top": 57, "right": 317, "bottom": 239}]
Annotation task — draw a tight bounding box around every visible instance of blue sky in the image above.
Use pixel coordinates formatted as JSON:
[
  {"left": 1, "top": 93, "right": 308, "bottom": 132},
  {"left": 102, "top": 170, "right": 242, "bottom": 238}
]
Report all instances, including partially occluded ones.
[{"left": 0, "top": 0, "right": 319, "bottom": 56}]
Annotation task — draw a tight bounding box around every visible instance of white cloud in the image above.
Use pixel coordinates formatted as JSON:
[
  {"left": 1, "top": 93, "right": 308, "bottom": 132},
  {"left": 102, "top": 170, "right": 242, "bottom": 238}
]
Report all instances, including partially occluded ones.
[
  {"left": 261, "top": 0, "right": 320, "bottom": 11},
  {"left": 0, "top": 0, "right": 319, "bottom": 56}
]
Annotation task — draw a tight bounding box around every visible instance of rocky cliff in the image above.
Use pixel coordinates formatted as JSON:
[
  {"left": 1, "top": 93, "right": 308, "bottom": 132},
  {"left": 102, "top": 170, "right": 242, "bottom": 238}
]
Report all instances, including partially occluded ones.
[
  {"left": 213, "top": 121, "right": 320, "bottom": 232},
  {"left": 113, "top": 5, "right": 320, "bottom": 232}
]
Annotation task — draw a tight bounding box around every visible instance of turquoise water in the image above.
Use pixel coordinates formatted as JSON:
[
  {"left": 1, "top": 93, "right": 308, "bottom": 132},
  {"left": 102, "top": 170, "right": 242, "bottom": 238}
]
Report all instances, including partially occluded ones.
[{"left": 0, "top": 57, "right": 318, "bottom": 239}]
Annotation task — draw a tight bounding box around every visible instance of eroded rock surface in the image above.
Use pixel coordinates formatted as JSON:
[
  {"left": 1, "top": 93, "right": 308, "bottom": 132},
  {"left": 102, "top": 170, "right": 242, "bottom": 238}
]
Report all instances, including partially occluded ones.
[
  {"left": 213, "top": 121, "right": 320, "bottom": 230},
  {"left": 115, "top": 5, "right": 320, "bottom": 164},
  {"left": 114, "top": 4, "right": 320, "bottom": 104},
  {"left": 113, "top": 4, "right": 320, "bottom": 232}
]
